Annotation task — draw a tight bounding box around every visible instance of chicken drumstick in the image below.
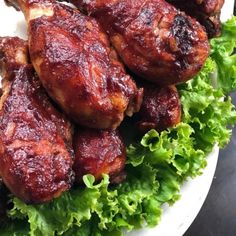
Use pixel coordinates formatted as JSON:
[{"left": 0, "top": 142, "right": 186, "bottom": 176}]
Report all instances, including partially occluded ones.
[
  {"left": 72, "top": 0, "right": 210, "bottom": 86},
  {"left": 0, "top": 37, "right": 74, "bottom": 204},
  {"left": 136, "top": 84, "right": 181, "bottom": 132},
  {"left": 73, "top": 128, "right": 126, "bottom": 184},
  {"left": 7, "top": 0, "right": 143, "bottom": 130}
]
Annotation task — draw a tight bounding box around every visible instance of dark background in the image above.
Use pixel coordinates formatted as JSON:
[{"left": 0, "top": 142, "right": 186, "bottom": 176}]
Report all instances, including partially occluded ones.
[{"left": 185, "top": 4, "right": 236, "bottom": 235}]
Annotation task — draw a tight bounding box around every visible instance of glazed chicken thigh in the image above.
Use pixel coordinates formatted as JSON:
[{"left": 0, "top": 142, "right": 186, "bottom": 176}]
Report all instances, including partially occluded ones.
[
  {"left": 8, "top": 0, "right": 142, "bottom": 130},
  {"left": 72, "top": 0, "right": 210, "bottom": 86},
  {"left": 167, "top": 0, "right": 224, "bottom": 37},
  {"left": 0, "top": 37, "right": 74, "bottom": 204}
]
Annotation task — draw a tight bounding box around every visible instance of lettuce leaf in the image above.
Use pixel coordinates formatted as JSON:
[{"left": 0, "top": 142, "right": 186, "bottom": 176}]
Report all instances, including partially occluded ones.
[
  {"left": 1, "top": 16, "right": 236, "bottom": 236},
  {"left": 6, "top": 166, "right": 162, "bottom": 236},
  {"left": 210, "top": 16, "right": 236, "bottom": 93},
  {"left": 179, "top": 58, "right": 236, "bottom": 150}
]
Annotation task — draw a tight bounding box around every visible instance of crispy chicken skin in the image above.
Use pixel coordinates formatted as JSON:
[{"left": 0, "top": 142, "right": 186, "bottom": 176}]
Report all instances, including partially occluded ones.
[
  {"left": 136, "top": 84, "right": 181, "bottom": 132},
  {"left": 0, "top": 37, "right": 74, "bottom": 204},
  {"left": 167, "top": 0, "right": 224, "bottom": 37},
  {"left": 72, "top": 0, "right": 210, "bottom": 86},
  {"left": 73, "top": 128, "right": 126, "bottom": 184},
  {"left": 8, "top": 0, "right": 143, "bottom": 130}
]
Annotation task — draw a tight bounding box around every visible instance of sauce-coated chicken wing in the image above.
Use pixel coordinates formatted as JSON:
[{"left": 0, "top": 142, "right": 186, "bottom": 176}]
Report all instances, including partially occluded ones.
[
  {"left": 9, "top": 0, "right": 142, "bottom": 130},
  {"left": 73, "top": 128, "right": 126, "bottom": 184},
  {"left": 136, "top": 84, "right": 181, "bottom": 132},
  {"left": 0, "top": 37, "right": 74, "bottom": 204},
  {"left": 73, "top": 0, "right": 210, "bottom": 86},
  {"left": 167, "top": 0, "right": 224, "bottom": 37}
]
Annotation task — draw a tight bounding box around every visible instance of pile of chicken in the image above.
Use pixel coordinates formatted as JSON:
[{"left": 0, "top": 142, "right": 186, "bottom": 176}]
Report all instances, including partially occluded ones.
[{"left": 0, "top": 0, "right": 224, "bottom": 210}]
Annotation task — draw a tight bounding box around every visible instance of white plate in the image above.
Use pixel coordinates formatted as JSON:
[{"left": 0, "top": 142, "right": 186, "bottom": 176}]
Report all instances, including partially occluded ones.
[{"left": 0, "top": 1, "right": 234, "bottom": 236}]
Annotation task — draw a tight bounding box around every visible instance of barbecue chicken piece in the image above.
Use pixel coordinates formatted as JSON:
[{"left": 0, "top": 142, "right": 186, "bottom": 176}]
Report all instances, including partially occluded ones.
[
  {"left": 7, "top": 0, "right": 143, "bottom": 130},
  {"left": 0, "top": 37, "right": 74, "bottom": 204},
  {"left": 167, "top": 0, "right": 224, "bottom": 37},
  {"left": 73, "top": 128, "right": 126, "bottom": 184},
  {"left": 71, "top": 0, "right": 210, "bottom": 86},
  {"left": 136, "top": 84, "right": 181, "bottom": 132}
]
